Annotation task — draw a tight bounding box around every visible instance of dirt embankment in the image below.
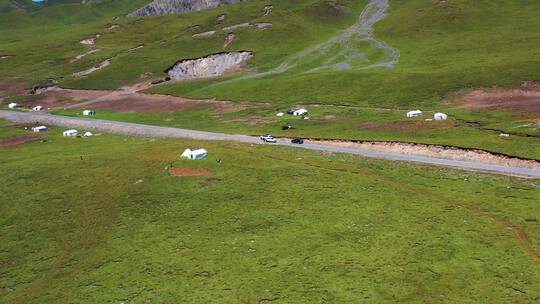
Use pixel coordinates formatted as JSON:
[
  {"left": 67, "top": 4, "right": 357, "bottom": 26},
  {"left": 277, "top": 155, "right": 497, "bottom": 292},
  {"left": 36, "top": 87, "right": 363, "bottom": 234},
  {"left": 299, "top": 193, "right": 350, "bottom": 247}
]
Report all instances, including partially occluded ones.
[{"left": 309, "top": 140, "right": 540, "bottom": 170}]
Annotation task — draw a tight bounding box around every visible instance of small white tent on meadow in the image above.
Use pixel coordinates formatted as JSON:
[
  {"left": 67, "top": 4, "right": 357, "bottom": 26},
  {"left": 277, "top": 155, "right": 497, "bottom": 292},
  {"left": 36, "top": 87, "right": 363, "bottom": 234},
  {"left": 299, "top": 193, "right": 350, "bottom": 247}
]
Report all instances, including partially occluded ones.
[
  {"left": 32, "top": 126, "right": 48, "bottom": 132},
  {"left": 293, "top": 108, "right": 308, "bottom": 116},
  {"left": 181, "top": 148, "right": 208, "bottom": 160},
  {"left": 63, "top": 129, "right": 78, "bottom": 137},
  {"left": 406, "top": 110, "right": 423, "bottom": 118},
  {"left": 434, "top": 113, "right": 448, "bottom": 121}
]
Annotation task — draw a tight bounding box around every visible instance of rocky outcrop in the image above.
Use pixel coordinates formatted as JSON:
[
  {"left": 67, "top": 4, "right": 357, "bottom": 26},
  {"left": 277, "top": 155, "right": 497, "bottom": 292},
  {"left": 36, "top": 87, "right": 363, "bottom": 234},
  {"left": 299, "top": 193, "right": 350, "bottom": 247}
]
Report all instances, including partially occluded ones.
[
  {"left": 263, "top": 5, "right": 273, "bottom": 16},
  {"left": 192, "top": 30, "right": 216, "bottom": 39},
  {"left": 129, "top": 0, "right": 244, "bottom": 17},
  {"left": 70, "top": 49, "right": 101, "bottom": 63},
  {"left": 223, "top": 32, "right": 236, "bottom": 48},
  {"left": 166, "top": 51, "right": 252, "bottom": 81},
  {"left": 80, "top": 34, "right": 100, "bottom": 45},
  {"left": 74, "top": 59, "right": 111, "bottom": 77}
]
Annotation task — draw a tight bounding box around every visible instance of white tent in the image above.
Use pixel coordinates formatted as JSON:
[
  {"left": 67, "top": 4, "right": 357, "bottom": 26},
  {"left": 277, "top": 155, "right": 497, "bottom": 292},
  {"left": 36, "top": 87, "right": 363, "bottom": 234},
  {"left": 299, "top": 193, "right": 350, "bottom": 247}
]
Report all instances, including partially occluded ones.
[
  {"left": 434, "top": 113, "right": 448, "bottom": 121},
  {"left": 63, "top": 129, "right": 78, "bottom": 137},
  {"left": 83, "top": 110, "right": 96, "bottom": 116},
  {"left": 293, "top": 108, "right": 308, "bottom": 116},
  {"left": 276, "top": 112, "right": 284, "bottom": 117},
  {"left": 406, "top": 110, "right": 423, "bottom": 118},
  {"left": 32, "top": 126, "right": 48, "bottom": 132},
  {"left": 83, "top": 131, "right": 93, "bottom": 137},
  {"left": 33, "top": 106, "right": 43, "bottom": 111},
  {"left": 181, "top": 148, "right": 208, "bottom": 160},
  {"left": 8, "top": 103, "right": 20, "bottom": 109}
]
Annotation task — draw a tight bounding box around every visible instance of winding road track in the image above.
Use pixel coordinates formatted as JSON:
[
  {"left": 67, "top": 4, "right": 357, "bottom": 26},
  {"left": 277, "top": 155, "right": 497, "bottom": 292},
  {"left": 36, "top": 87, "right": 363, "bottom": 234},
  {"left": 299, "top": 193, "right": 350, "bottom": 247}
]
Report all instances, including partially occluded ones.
[{"left": 1, "top": 110, "right": 539, "bottom": 179}]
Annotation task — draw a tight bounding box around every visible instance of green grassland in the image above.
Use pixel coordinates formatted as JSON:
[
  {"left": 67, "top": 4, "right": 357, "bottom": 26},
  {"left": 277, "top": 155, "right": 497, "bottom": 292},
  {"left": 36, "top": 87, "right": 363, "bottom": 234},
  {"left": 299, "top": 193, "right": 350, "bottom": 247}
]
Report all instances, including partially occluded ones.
[
  {"left": 50, "top": 104, "right": 540, "bottom": 160},
  {"left": 1, "top": 0, "right": 539, "bottom": 105},
  {"left": 1, "top": 0, "right": 538, "bottom": 160},
  {"left": 1, "top": 120, "right": 540, "bottom": 303}
]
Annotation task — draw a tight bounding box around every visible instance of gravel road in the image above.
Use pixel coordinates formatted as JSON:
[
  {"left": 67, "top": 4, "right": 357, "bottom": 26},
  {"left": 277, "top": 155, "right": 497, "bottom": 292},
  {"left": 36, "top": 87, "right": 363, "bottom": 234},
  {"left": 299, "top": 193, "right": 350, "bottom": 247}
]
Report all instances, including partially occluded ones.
[{"left": 1, "top": 110, "right": 539, "bottom": 179}]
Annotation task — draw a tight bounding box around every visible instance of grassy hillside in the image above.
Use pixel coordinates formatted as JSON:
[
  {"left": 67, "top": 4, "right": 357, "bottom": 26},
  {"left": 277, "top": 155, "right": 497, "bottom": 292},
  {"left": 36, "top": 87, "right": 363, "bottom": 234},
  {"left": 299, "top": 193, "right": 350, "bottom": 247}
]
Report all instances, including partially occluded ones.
[
  {"left": 152, "top": 0, "right": 540, "bottom": 106},
  {"left": 1, "top": 120, "right": 540, "bottom": 303},
  {"left": 2, "top": 0, "right": 539, "bottom": 106}
]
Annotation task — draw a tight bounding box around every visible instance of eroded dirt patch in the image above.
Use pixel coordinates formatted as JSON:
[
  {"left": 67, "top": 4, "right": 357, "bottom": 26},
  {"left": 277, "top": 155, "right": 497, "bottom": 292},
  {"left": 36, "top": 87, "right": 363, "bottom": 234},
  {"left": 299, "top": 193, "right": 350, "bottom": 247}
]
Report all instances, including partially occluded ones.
[
  {"left": 0, "top": 135, "right": 43, "bottom": 147},
  {"left": 27, "top": 86, "right": 267, "bottom": 114},
  {"left": 169, "top": 167, "right": 212, "bottom": 176},
  {"left": 90, "top": 94, "right": 208, "bottom": 113},
  {"left": 462, "top": 85, "right": 540, "bottom": 115},
  {"left": 0, "top": 80, "right": 27, "bottom": 99},
  {"left": 309, "top": 140, "right": 540, "bottom": 169},
  {"left": 22, "top": 88, "right": 110, "bottom": 109}
]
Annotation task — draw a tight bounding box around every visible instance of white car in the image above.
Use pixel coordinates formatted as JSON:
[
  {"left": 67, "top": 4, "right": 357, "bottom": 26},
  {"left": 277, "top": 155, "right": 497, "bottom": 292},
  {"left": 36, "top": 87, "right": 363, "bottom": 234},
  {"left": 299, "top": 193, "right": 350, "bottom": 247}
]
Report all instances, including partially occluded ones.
[{"left": 260, "top": 134, "right": 277, "bottom": 143}]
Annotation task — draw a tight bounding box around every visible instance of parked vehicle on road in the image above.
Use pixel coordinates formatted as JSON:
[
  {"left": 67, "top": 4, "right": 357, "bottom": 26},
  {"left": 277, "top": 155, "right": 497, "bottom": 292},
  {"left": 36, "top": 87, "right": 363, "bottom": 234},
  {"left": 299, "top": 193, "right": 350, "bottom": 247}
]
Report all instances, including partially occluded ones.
[
  {"left": 260, "top": 134, "right": 277, "bottom": 143},
  {"left": 291, "top": 138, "right": 304, "bottom": 144}
]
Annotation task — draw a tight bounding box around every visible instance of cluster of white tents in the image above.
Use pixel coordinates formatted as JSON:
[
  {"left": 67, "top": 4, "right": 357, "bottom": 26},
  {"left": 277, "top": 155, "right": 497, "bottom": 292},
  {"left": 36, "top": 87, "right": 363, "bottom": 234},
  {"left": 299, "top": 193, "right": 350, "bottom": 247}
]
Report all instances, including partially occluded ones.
[
  {"left": 8, "top": 103, "right": 45, "bottom": 111},
  {"left": 5, "top": 103, "right": 96, "bottom": 116},
  {"left": 29, "top": 125, "right": 92, "bottom": 137},
  {"left": 63, "top": 129, "right": 93, "bottom": 137},
  {"left": 276, "top": 108, "right": 309, "bottom": 117},
  {"left": 406, "top": 110, "right": 448, "bottom": 121}
]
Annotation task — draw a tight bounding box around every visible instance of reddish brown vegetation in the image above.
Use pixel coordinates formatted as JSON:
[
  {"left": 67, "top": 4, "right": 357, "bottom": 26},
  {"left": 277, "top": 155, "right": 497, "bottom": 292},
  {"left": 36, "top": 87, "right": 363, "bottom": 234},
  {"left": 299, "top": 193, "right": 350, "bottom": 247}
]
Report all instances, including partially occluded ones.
[
  {"left": 462, "top": 82, "right": 540, "bottom": 115},
  {"left": 0, "top": 135, "right": 43, "bottom": 147},
  {"left": 169, "top": 167, "right": 212, "bottom": 176}
]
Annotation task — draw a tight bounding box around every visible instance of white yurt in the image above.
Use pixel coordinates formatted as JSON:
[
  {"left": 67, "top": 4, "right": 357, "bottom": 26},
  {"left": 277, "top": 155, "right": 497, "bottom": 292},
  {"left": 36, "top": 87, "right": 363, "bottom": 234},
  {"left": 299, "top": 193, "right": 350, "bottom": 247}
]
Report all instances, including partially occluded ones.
[
  {"left": 181, "top": 148, "right": 208, "bottom": 160},
  {"left": 434, "top": 113, "right": 448, "bottom": 121}
]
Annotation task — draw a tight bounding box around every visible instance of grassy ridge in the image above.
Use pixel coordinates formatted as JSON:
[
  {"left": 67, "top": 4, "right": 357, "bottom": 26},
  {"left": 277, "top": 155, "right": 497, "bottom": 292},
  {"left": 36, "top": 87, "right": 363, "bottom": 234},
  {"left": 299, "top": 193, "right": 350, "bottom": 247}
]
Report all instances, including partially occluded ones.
[{"left": 1, "top": 121, "right": 540, "bottom": 303}]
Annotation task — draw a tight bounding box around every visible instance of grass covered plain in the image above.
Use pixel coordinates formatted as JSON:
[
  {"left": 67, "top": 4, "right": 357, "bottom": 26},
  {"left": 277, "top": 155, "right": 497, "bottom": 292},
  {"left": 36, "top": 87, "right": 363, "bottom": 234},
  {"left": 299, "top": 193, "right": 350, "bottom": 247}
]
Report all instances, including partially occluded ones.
[{"left": 1, "top": 120, "right": 540, "bottom": 303}]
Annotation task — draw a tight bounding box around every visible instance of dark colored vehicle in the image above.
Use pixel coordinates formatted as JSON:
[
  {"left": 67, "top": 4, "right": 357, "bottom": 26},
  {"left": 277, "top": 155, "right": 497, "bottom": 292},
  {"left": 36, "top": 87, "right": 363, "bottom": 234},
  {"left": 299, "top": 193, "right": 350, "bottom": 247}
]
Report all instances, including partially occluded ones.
[
  {"left": 287, "top": 109, "right": 296, "bottom": 115},
  {"left": 291, "top": 138, "right": 304, "bottom": 144}
]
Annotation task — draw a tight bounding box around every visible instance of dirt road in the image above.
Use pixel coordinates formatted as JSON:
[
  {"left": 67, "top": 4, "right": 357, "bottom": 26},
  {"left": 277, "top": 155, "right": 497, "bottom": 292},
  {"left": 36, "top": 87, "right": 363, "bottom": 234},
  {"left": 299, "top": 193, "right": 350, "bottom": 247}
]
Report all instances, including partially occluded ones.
[{"left": 1, "top": 110, "right": 539, "bottom": 179}]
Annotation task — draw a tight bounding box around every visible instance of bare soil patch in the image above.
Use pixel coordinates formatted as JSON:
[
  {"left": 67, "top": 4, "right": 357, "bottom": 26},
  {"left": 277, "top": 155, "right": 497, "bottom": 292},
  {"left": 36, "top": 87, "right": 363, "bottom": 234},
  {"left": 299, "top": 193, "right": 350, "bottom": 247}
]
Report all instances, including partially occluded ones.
[
  {"left": 20, "top": 86, "right": 267, "bottom": 114},
  {"left": 169, "top": 167, "right": 212, "bottom": 177},
  {"left": 22, "top": 88, "right": 109, "bottom": 109},
  {"left": 0, "top": 80, "right": 27, "bottom": 98},
  {"left": 0, "top": 135, "right": 43, "bottom": 147},
  {"left": 462, "top": 85, "right": 540, "bottom": 115},
  {"left": 91, "top": 93, "right": 208, "bottom": 113},
  {"left": 310, "top": 140, "right": 540, "bottom": 169}
]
